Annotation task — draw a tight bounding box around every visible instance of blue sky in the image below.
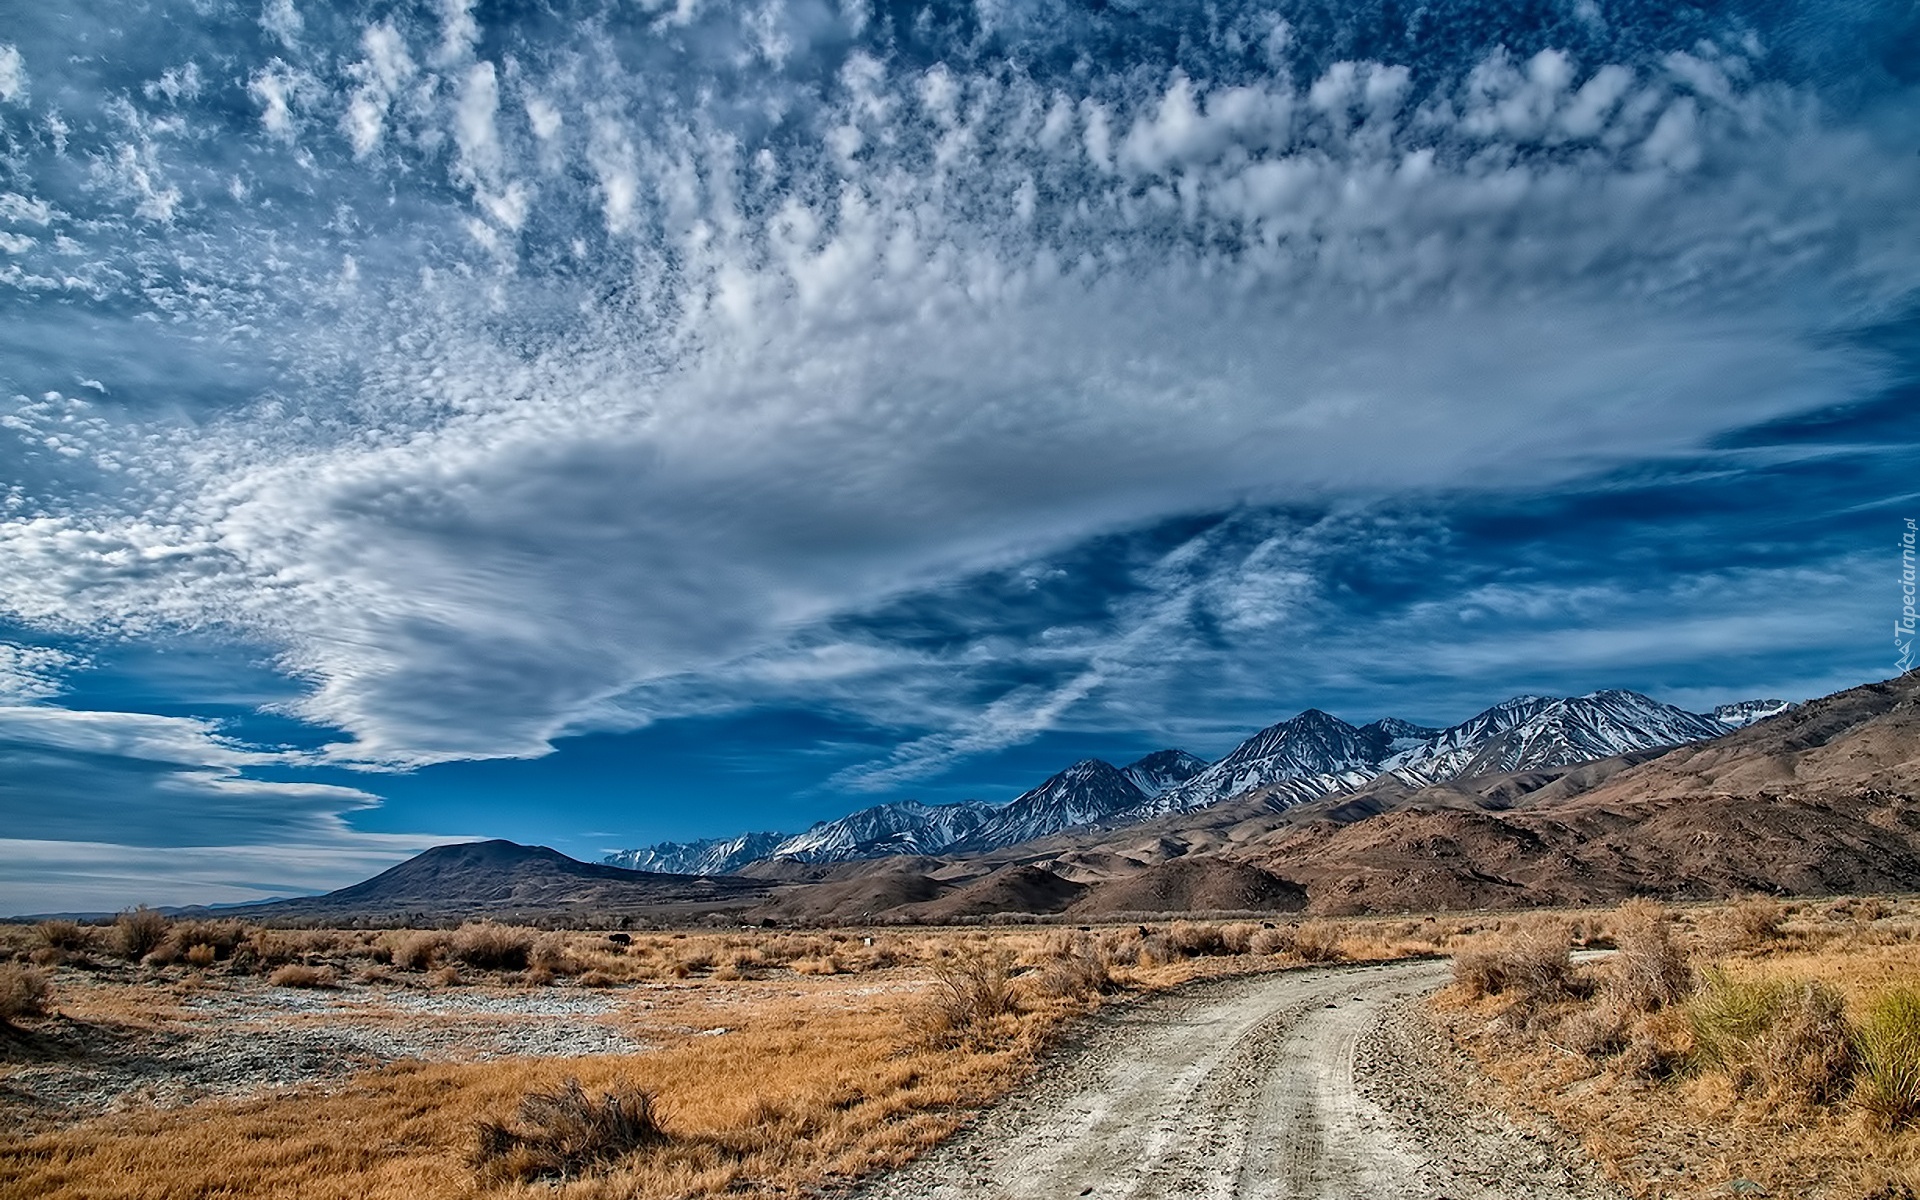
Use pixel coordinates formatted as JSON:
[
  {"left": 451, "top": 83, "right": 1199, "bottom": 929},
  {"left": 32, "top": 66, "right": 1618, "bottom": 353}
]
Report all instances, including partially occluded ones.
[{"left": 1, "top": 0, "right": 1916, "bottom": 913}]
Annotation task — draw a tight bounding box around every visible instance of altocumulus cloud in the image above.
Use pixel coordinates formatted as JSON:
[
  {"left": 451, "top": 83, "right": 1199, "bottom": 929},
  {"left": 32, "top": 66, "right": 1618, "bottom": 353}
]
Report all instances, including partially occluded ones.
[{"left": 0, "top": 0, "right": 1916, "bottom": 905}]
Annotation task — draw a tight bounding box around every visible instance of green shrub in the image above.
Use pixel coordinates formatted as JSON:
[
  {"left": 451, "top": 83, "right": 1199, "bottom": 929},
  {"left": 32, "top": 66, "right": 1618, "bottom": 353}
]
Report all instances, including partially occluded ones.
[
  {"left": 1855, "top": 988, "right": 1920, "bottom": 1130},
  {"left": 1689, "top": 972, "right": 1854, "bottom": 1104}
]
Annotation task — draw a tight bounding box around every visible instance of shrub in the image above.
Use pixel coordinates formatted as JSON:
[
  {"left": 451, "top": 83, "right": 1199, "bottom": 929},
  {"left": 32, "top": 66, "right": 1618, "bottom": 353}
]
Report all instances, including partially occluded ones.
[
  {"left": 1248, "top": 925, "right": 1292, "bottom": 956},
  {"left": 1218, "top": 922, "right": 1258, "bottom": 955},
  {"left": 913, "top": 945, "right": 1018, "bottom": 1046},
  {"left": 1555, "top": 999, "right": 1631, "bottom": 1058},
  {"left": 1029, "top": 935, "right": 1115, "bottom": 1000},
  {"left": 529, "top": 933, "right": 577, "bottom": 976},
  {"left": 1711, "top": 895, "right": 1786, "bottom": 952},
  {"left": 0, "top": 964, "right": 52, "bottom": 1024},
  {"left": 1291, "top": 922, "right": 1345, "bottom": 963},
  {"left": 1605, "top": 900, "right": 1693, "bottom": 1012},
  {"left": 33, "top": 920, "right": 88, "bottom": 952},
  {"left": 1169, "top": 921, "right": 1227, "bottom": 956},
  {"left": 1689, "top": 972, "right": 1855, "bottom": 1104},
  {"left": 1451, "top": 925, "right": 1577, "bottom": 1009},
  {"left": 172, "top": 920, "right": 245, "bottom": 960},
  {"left": 244, "top": 930, "right": 302, "bottom": 967},
  {"left": 184, "top": 943, "right": 218, "bottom": 969},
  {"left": 112, "top": 906, "right": 172, "bottom": 961},
  {"left": 1135, "top": 931, "right": 1178, "bottom": 967},
  {"left": 1855, "top": 988, "right": 1920, "bottom": 1130},
  {"left": 451, "top": 924, "right": 535, "bottom": 971},
  {"left": 473, "top": 1078, "right": 666, "bottom": 1184},
  {"left": 390, "top": 931, "right": 446, "bottom": 971},
  {"left": 268, "top": 964, "right": 336, "bottom": 989}
]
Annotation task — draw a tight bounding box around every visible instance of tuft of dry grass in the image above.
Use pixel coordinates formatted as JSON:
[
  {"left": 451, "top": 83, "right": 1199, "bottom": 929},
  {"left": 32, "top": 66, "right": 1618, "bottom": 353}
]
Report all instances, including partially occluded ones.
[
  {"left": 267, "top": 964, "right": 337, "bottom": 989},
  {"left": 32, "top": 920, "right": 89, "bottom": 953},
  {"left": 473, "top": 1077, "right": 666, "bottom": 1184},
  {"left": 449, "top": 924, "right": 535, "bottom": 972},
  {"left": 0, "top": 963, "right": 52, "bottom": 1024},
  {"left": 1026, "top": 932, "right": 1117, "bottom": 1000}
]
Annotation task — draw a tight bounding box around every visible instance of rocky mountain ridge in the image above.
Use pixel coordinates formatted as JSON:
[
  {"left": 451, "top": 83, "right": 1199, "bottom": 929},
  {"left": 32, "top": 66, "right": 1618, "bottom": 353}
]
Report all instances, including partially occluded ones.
[{"left": 606, "top": 689, "right": 1788, "bottom": 874}]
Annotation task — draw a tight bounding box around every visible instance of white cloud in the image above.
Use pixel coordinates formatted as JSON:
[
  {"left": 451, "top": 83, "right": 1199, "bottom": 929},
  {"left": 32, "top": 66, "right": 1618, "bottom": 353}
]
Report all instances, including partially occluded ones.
[
  {"left": 342, "top": 21, "right": 415, "bottom": 158},
  {"left": 0, "top": 836, "right": 452, "bottom": 915},
  {"left": 0, "top": 13, "right": 1913, "bottom": 786},
  {"left": 260, "top": 0, "right": 304, "bottom": 48},
  {"left": 248, "top": 60, "right": 304, "bottom": 140},
  {"left": 0, "top": 44, "right": 25, "bottom": 105},
  {"left": 0, "top": 643, "right": 77, "bottom": 703}
]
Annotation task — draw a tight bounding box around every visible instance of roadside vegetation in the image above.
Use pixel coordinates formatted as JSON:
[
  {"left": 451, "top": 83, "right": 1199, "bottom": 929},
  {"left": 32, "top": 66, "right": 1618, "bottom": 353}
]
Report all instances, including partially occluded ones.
[
  {"left": 0, "top": 910, "right": 1457, "bottom": 1200},
  {"left": 1435, "top": 894, "right": 1920, "bottom": 1200}
]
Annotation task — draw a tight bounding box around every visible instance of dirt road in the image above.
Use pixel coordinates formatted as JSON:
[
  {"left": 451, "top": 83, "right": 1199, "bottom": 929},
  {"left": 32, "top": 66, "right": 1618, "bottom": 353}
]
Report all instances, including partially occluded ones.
[{"left": 852, "top": 958, "right": 1621, "bottom": 1200}]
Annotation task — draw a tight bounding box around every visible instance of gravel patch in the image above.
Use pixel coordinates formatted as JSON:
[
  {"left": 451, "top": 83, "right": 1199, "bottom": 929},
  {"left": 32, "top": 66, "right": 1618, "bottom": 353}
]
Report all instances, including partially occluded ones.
[{"left": 0, "top": 980, "right": 649, "bottom": 1124}]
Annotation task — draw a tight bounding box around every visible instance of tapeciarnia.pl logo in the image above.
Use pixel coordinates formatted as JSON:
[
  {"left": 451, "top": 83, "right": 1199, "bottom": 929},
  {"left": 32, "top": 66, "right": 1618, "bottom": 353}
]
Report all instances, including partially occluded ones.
[{"left": 1900, "top": 517, "right": 1917, "bottom": 675}]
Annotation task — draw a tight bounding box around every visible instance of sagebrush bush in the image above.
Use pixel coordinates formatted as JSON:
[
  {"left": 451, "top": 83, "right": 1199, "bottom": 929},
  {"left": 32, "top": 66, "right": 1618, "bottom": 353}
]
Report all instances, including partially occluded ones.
[
  {"left": 268, "top": 964, "right": 336, "bottom": 989},
  {"left": 912, "top": 945, "right": 1018, "bottom": 1046},
  {"left": 451, "top": 924, "right": 535, "bottom": 971},
  {"left": 1291, "top": 922, "right": 1345, "bottom": 963},
  {"left": 33, "top": 920, "right": 88, "bottom": 952},
  {"left": 390, "top": 931, "right": 446, "bottom": 971},
  {"left": 1248, "top": 925, "right": 1293, "bottom": 956},
  {"left": 1451, "top": 925, "right": 1578, "bottom": 1009},
  {"left": 473, "top": 1078, "right": 666, "bottom": 1184},
  {"left": 1029, "top": 934, "right": 1115, "bottom": 999},
  {"left": 1169, "top": 921, "right": 1227, "bottom": 956},
  {"left": 1855, "top": 988, "right": 1920, "bottom": 1130},
  {"left": 171, "top": 919, "right": 245, "bottom": 959},
  {"left": 1606, "top": 900, "right": 1693, "bottom": 1012},
  {"left": 112, "top": 906, "right": 171, "bottom": 961},
  {"left": 0, "top": 963, "right": 52, "bottom": 1024},
  {"left": 1689, "top": 972, "right": 1855, "bottom": 1104}
]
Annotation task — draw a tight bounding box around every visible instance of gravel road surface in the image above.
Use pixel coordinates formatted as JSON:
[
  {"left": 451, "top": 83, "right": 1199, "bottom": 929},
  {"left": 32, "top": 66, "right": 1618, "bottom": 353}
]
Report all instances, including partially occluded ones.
[{"left": 850, "top": 958, "right": 1622, "bottom": 1200}]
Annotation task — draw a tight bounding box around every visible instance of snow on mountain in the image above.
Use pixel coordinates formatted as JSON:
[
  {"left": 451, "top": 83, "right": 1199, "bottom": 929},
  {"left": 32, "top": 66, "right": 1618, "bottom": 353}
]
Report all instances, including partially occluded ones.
[
  {"left": 1357, "top": 717, "right": 1445, "bottom": 757},
  {"left": 1121, "top": 749, "right": 1209, "bottom": 798},
  {"left": 1385, "top": 690, "right": 1728, "bottom": 786},
  {"left": 766, "top": 799, "right": 999, "bottom": 862},
  {"left": 966, "top": 759, "right": 1151, "bottom": 848},
  {"left": 600, "top": 689, "right": 1754, "bottom": 870},
  {"left": 1710, "top": 698, "right": 1793, "bottom": 728},
  {"left": 603, "top": 831, "right": 787, "bottom": 876},
  {"left": 1145, "top": 709, "right": 1387, "bottom": 814}
]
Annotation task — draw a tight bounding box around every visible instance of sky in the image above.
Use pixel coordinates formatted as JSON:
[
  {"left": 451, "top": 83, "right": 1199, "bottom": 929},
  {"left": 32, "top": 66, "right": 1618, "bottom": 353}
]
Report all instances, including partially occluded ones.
[{"left": 0, "top": 0, "right": 1916, "bottom": 915}]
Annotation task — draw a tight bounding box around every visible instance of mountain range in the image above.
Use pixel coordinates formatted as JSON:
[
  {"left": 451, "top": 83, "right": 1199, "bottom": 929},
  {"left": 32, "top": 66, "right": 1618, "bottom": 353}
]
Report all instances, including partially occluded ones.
[
  {"left": 607, "top": 689, "right": 1787, "bottom": 874},
  {"left": 212, "top": 674, "right": 1915, "bottom": 924}
]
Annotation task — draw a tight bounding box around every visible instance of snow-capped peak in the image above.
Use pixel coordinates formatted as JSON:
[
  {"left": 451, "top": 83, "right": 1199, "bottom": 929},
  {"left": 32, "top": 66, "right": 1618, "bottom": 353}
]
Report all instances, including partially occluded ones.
[
  {"left": 1385, "top": 689, "right": 1726, "bottom": 785},
  {"left": 1710, "top": 698, "right": 1793, "bottom": 728},
  {"left": 1122, "top": 749, "right": 1209, "bottom": 797}
]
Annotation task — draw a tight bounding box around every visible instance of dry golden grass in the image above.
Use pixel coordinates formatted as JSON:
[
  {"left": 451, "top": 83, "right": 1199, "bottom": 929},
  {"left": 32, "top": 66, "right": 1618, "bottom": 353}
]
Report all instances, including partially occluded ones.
[
  {"left": 1434, "top": 895, "right": 1920, "bottom": 1200},
  {"left": 0, "top": 912, "right": 1471, "bottom": 1200}
]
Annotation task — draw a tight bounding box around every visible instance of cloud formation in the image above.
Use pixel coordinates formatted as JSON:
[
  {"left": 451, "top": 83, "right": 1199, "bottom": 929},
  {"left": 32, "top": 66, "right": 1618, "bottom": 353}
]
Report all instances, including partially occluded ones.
[{"left": 0, "top": 0, "right": 1914, "bottom": 881}]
